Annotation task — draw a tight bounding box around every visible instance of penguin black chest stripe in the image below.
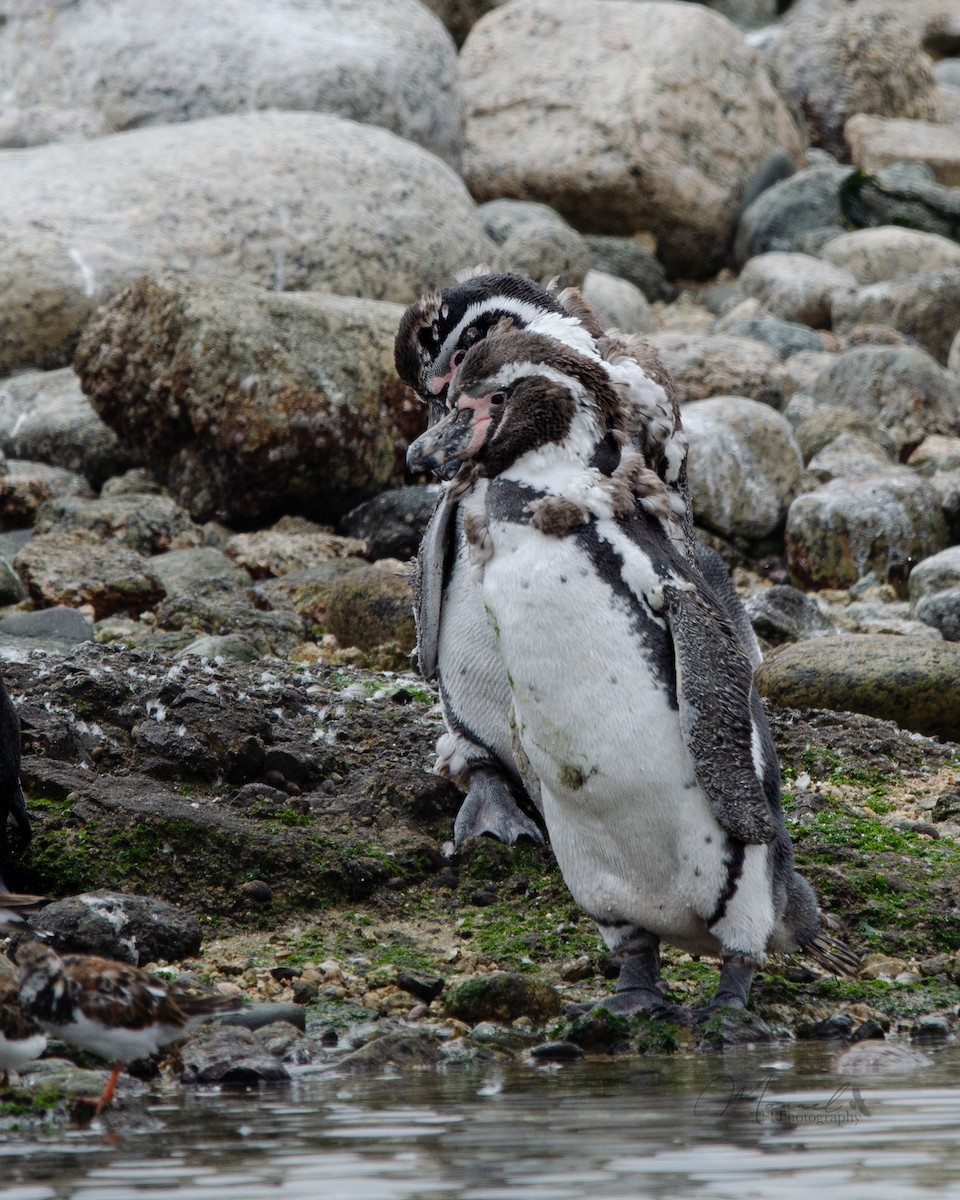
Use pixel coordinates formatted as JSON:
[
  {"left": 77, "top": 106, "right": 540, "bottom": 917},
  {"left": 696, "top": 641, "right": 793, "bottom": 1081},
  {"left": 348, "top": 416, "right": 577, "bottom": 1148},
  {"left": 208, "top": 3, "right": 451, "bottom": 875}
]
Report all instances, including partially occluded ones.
[
  {"left": 573, "top": 522, "right": 678, "bottom": 706},
  {"left": 707, "top": 840, "right": 747, "bottom": 928}
]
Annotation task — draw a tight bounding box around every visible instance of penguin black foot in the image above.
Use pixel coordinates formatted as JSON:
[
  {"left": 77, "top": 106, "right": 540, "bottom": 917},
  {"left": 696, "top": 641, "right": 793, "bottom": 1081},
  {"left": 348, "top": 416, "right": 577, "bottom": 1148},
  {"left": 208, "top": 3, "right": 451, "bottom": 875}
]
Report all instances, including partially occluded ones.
[
  {"left": 453, "top": 767, "right": 544, "bottom": 848},
  {"left": 693, "top": 952, "right": 756, "bottom": 1024},
  {"left": 591, "top": 990, "right": 689, "bottom": 1023}
]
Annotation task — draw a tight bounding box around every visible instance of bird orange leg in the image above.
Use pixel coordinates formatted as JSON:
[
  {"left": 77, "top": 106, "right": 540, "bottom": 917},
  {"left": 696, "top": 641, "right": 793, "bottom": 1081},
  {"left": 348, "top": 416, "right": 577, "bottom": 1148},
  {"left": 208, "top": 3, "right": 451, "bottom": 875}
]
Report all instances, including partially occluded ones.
[{"left": 95, "top": 1064, "right": 123, "bottom": 1113}]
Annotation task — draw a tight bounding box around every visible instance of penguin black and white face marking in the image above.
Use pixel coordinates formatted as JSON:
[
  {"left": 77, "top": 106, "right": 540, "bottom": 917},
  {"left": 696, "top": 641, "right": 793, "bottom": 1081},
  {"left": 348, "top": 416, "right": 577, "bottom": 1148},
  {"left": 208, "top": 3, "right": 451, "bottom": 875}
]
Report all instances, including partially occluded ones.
[
  {"left": 406, "top": 330, "right": 628, "bottom": 480},
  {"left": 394, "top": 272, "right": 568, "bottom": 413}
]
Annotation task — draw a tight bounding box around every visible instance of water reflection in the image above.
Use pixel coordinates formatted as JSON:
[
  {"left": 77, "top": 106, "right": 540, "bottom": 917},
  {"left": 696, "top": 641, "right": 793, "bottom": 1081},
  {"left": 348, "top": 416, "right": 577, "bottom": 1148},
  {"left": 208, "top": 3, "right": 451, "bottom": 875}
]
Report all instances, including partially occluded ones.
[{"left": 2, "top": 1043, "right": 960, "bottom": 1199}]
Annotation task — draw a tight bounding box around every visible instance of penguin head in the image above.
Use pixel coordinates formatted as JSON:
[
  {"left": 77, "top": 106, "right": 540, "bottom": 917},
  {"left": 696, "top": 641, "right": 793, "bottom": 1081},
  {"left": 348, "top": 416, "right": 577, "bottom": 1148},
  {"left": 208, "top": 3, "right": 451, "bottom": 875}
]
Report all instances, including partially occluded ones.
[
  {"left": 394, "top": 270, "right": 568, "bottom": 422},
  {"left": 406, "top": 330, "right": 629, "bottom": 479}
]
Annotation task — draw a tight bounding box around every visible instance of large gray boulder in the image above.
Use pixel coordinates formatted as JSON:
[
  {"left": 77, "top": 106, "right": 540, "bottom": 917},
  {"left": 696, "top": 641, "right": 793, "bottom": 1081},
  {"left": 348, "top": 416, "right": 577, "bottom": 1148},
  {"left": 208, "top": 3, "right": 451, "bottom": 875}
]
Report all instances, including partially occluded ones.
[
  {"left": 785, "top": 470, "right": 948, "bottom": 592},
  {"left": 73, "top": 276, "right": 412, "bottom": 527},
  {"left": 0, "top": 111, "right": 495, "bottom": 375},
  {"left": 805, "top": 346, "right": 960, "bottom": 455},
  {"left": 831, "top": 269, "right": 960, "bottom": 366},
  {"left": 0, "top": 0, "right": 463, "bottom": 165},
  {"left": 461, "top": 0, "right": 803, "bottom": 278},
  {"left": 761, "top": 7, "right": 945, "bottom": 160},
  {"left": 683, "top": 396, "right": 803, "bottom": 539}
]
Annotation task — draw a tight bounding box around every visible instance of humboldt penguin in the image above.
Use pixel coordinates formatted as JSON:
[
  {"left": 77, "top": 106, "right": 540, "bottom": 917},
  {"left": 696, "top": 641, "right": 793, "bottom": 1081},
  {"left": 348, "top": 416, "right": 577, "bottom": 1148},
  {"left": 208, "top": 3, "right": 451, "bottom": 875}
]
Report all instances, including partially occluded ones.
[
  {"left": 406, "top": 328, "right": 851, "bottom": 1018},
  {"left": 395, "top": 271, "right": 757, "bottom": 849},
  {"left": 0, "top": 670, "right": 30, "bottom": 890}
]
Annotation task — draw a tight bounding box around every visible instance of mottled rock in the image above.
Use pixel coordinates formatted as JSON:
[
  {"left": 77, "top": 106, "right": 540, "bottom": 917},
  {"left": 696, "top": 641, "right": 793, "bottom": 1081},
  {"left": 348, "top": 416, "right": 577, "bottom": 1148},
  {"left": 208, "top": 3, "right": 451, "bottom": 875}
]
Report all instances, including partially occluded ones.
[
  {"left": 806, "top": 433, "right": 893, "bottom": 483},
  {"left": 226, "top": 520, "right": 367, "bottom": 579},
  {"left": 788, "top": 403, "right": 898, "bottom": 464},
  {"left": 338, "top": 486, "right": 440, "bottom": 563},
  {"left": 580, "top": 270, "right": 656, "bottom": 334},
  {"left": 585, "top": 235, "right": 677, "bottom": 303},
  {"left": 178, "top": 1027, "right": 290, "bottom": 1083},
  {"left": 323, "top": 565, "right": 416, "bottom": 652},
  {"left": 683, "top": 397, "right": 803, "bottom": 539},
  {"left": 477, "top": 198, "right": 590, "bottom": 288},
  {"left": 175, "top": 634, "right": 262, "bottom": 663},
  {"left": 461, "top": 0, "right": 803, "bottom": 277},
  {"left": 909, "top": 546, "right": 960, "bottom": 641},
  {"left": 846, "top": 115, "right": 960, "bottom": 188},
  {"left": 0, "top": 604, "right": 94, "bottom": 645},
  {"left": 785, "top": 471, "right": 947, "bottom": 592},
  {"left": 909, "top": 545, "right": 960, "bottom": 604},
  {"left": 908, "top": 435, "right": 960, "bottom": 475},
  {"left": 148, "top": 547, "right": 252, "bottom": 596},
  {"left": 839, "top": 165, "right": 960, "bottom": 246},
  {"left": 756, "top": 634, "right": 960, "bottom": 741},
  {"left": 74, "top": 276, "right": 413, "bottom": 526},
  {"left": 743, "top": 584, "right": 835, "bottom": 645},
  {"left": 0, "top": 367, "right": 134, "bottom": 488},
  {"left": 154, "top": 589, "right": 304, "bottom": 658},
  {"left": 821, "top": 226, "right": 960, "bottom": 286},
  {"left": 33, "top": 493, "right": 202, "bottom": 555},
  {"left": 651, "top": 332, "right": 790, "bottom": 408},
  {"left": 762, "top": 8, "right": 945, "bottom": 160},
  {"left": 13, "top": 529, "right": 165, "bottom": 619},
  {"left": 805, "top": 346, "right": 960, "bottom": 455},
  {"left": 0, "top": 0, "right": 463, "bottom": 165},
  {"left": 337, "top": 1028, "right": 444, "bottom": 1071},
  {"left": 832, "top": 268, "right": 960, "bottom": 366},
  {"left": 0, "top": 111, "right": 494, "bottom": 374},
  {"left": 734, "top": 164, "right": 849, "bottom": 265},
  {"left": 21, "top": 890, "right": 202, "bottom": 964},
  {"left": 716, "top": 312, "right": 825, "bottom": 360},
  {"left": 738, "top": 252, "right": 857, "bottom": 328},
  {"left": 443, "top": 971, "right": 561, "bottom": 1024},
  {"left": 0, "top": 460, "right": 92, "bottom": 528}
]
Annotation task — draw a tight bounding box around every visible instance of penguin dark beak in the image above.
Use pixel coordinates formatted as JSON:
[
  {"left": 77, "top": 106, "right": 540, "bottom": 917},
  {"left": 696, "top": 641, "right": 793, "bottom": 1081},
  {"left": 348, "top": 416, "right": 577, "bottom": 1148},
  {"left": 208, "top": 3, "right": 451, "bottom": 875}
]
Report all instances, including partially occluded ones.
[{"left": 406, "top": 406, "right": 479, "bottom": 475}]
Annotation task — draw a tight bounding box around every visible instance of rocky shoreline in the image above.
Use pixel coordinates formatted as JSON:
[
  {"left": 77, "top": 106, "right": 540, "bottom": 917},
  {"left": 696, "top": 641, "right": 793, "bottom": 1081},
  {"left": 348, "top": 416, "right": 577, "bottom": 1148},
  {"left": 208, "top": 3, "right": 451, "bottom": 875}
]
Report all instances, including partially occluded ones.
[{"left": 2, "top": 0, "right": 960, "bottom": 1118}]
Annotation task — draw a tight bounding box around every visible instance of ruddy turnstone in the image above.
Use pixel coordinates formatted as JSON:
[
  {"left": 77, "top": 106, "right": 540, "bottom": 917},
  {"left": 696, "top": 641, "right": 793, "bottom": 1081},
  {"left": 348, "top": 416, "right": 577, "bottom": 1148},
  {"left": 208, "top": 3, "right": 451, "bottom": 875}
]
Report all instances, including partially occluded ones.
[
  {"left": 16, "top": 941, "right": 242, "bottom": 1112},
  {"left": 0, "top": 955, "right": 46, "bottom": 1086}
]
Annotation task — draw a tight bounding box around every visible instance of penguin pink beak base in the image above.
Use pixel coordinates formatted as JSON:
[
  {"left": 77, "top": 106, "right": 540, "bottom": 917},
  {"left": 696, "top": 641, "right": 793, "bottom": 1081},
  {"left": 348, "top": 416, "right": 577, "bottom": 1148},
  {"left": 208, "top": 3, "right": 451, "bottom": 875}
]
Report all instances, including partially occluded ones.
[{"left": 407, "top": 392, "right": 494, "bottom": 475}]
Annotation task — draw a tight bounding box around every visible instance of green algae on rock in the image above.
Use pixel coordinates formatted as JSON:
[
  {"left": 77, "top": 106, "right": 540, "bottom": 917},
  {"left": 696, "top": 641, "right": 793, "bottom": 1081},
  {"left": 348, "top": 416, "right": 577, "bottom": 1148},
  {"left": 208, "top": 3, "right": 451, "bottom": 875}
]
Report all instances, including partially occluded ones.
[{"left": 756, "top": 635, "right": 960, "bottom": 740}]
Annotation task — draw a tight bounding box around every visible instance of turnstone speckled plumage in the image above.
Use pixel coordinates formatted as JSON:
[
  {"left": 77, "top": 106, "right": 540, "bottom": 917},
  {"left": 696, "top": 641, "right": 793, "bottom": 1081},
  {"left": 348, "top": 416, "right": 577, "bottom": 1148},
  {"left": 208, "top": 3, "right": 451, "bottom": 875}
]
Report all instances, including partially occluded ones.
[{"left": 16, "top": 941, "right": 242, "bottom": 1112}]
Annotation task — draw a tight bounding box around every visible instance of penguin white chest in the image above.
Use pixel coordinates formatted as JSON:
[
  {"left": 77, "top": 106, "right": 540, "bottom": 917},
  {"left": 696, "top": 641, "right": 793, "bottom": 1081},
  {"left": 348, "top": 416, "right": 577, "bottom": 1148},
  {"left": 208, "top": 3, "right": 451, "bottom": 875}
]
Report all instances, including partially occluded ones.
[{"left": 479, "top": 516, "right": 737, "bottom": 949}]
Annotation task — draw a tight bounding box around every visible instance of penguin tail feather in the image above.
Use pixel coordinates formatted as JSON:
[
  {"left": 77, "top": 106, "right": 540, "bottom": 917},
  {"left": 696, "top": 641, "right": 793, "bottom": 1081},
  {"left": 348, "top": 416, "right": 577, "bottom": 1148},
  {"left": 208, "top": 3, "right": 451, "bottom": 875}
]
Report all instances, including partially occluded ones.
[{"left": 803, "top": 931, "right": 861, "bottom": 979}]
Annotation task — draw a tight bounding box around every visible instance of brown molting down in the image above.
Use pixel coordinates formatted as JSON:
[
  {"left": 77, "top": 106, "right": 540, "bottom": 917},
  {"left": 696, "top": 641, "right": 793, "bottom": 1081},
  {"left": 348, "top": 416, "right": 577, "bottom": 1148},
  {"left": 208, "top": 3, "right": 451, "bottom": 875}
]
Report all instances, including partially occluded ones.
[
  {"left": 462, "top": 503, "right": 493, "bottom": 565},
  {"left": 527, "top": 495, "right": 591, "bottom": 538},
  {"left": 556, "top": 286, "right": 605, "bottom": 339},
  {"left": 608, "top": 451, "right": 676, "bottom": 526}
]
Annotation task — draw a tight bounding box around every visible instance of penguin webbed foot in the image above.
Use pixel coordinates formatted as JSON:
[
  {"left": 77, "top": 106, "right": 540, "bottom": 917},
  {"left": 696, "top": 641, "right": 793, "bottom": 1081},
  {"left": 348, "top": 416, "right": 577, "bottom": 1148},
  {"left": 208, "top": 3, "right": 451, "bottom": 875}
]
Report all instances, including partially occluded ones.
[
  {"left": 693, "top": 953, "right": 756, "bottom": 1024},
  {"left": 453, "top": 768, "right": 544, "bottom": 848}
]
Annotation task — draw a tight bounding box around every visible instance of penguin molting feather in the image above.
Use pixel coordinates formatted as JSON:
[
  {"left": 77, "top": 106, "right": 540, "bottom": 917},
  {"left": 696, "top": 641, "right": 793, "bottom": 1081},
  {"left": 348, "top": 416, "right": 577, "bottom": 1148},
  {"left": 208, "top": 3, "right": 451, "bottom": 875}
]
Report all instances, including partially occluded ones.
[
  {"left": 407, "top": 328, "right": 854, "bottom": 1019},
  {"left": 396, "top": 270, "right": 719, "bottom": 852}
]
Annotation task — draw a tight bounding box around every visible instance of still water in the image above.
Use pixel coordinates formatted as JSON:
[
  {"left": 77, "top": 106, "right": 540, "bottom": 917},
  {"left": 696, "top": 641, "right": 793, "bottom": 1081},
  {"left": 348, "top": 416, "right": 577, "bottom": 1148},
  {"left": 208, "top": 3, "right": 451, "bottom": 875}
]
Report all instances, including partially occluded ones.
[{"left": 2, "top": 1042, "right": 958, "bottom": 1199}]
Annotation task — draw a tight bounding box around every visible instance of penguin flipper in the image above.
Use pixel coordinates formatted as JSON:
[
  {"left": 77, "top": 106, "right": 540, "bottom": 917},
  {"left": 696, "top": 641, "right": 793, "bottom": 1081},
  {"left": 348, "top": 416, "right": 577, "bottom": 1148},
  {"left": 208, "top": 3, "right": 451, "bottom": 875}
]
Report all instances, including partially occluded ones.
[
  {"left": 662, "top": 581, "right": 777, "bottom": 845},
  {"left": 413, "top": 488, "right": 456, "bottom": 681}
]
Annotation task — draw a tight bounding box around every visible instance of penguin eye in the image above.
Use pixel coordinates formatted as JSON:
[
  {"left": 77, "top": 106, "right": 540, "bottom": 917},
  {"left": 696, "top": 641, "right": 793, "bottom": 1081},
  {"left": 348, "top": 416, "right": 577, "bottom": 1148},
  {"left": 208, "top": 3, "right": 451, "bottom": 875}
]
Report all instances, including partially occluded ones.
[
  {"left": 489, "top": 391, "right": 507, "bottom": 406},
  {"left": 450, "top": 349, "right": 466, "bottom": 368}
]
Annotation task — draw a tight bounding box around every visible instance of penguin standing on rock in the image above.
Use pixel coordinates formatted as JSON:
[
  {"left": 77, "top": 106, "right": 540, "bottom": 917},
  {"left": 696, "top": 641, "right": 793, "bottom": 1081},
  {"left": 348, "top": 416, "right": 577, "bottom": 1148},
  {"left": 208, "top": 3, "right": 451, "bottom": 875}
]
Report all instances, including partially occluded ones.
[
  {"left": 395, "top": 270, "right": 759, "bottom": 851},
  {"left": 406, "top": 329, "right": 852, "bottom": 1018}
]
